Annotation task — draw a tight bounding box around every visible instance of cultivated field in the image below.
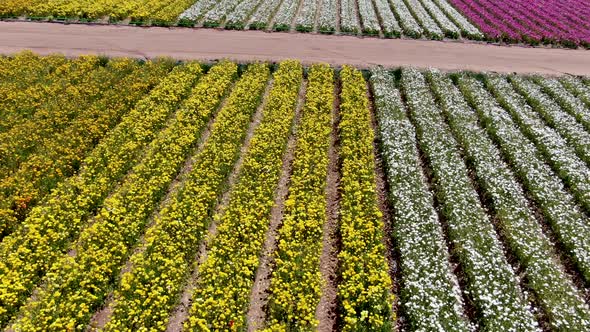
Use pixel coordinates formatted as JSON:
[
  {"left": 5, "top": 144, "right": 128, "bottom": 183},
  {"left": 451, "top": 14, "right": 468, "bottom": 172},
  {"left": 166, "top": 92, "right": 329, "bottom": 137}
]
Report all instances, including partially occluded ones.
[
  {"left": 1, "top": 0, "right": 589, "bottom": 47},
  {"left": 1, "top": 52, "right": 590, "bottom": 331}
]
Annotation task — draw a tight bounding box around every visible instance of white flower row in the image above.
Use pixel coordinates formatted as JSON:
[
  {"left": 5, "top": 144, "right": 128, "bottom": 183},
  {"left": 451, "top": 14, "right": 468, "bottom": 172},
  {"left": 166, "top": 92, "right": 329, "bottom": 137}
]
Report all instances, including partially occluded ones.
[
  {"left": 402, "top": 0, "right": 443, "bottom": 39},
  {"left": 357, "top": 0, "right": 381, "bottom": 34},
  {"left": 457, "top": 75, "right": 590, "bottom": 287},
  {"left": 248, "top": 0, "right": 282, "bottom": 29},
  {"left": 340, "top": 0, "right": 360, "bottom": 33},
  {"left": 559, "top": 76, "right": 590, "bottom": 110},
  {"left": 295, "top": 0, "right": 317, "bottom": 31},
  {"left": 371, "top": 68, "right": 470, "bottom": 331},
  {"left": 430, "top": 0, "right": 482, "bottom": 38},
  {"left": 272, "top": 0, "right": 298, "bottom": 30},
  {"left": 317, "top": 0, "right": 336, "bottom": 32},
  {"left": 509, "top": 76, "right": 590, "bottom": 166},
  {"left": 416, "top": 0, "right": 459, "bottom": 37},
  {"left": 429, "top": 69, "right": 590, "bottom": 331},
  {"left": 225, "top": 0, "right": 261, "bottom": 28},
  {"left": 179, "top": 0, "right": 217, "bottom": 20},
  {"left": 203, "top": 0, "right": 241, "bottom": 25},
  {"left": 389, "top": 0, "right": 423, "bottom": 37},
  {"left": 486, "top": 75, "right": 590, "bottom": 214},
  {"left": 373, "top": 0, "right": 401, "bottom": 37},
  {"left": 401, "top": 67, "right": 539, "bottom": 331},
  {"left": 533, "top": 76, "right": 590, "bottom": 134}
]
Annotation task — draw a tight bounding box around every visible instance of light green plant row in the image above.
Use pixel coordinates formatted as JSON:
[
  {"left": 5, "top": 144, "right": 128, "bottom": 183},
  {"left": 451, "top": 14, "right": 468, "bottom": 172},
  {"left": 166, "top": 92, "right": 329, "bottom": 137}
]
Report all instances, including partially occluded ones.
[
  {"left": 485, "top": 75, "right": 590, "bottom": 216},
  {"left": 533, "top": 76, "right": 590, "bottom": 133},
  {"left": 371, "top": 68, "right": 470, "bottom": 331},
  {"left": 337, "top": 66, "right": 393, "bottom": 331},
  {"left": 509, "top": 75, "right": 590, "bottom": 167},
  {"left": 401, "top": 68, "right": 539, "bottom": 331},
  {"left": 0, "top": 63, "right": 201, "bottom": 328},
  {"left": 559, "top": 76, "right": 590, "bottom": 111},
  {"left": 429, "top": 70, "right": 590, "bottom": 331},
  {"left": 457, "top": 75, "right": 590, "bottom": 286}
]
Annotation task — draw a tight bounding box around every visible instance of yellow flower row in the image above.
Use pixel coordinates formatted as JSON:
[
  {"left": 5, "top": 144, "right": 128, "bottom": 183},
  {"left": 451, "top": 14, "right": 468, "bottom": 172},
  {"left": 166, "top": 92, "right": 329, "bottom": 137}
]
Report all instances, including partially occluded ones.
[
  {"left": 10, "top": 60, "right": 222, "bottom": 330},
  {"left": 265, "top": 63, "right": 334, "bottom": 330},
  {"left": 0, "top": 0, "right": 195, "bottom": 22},
  {"left": 0, "top": 58, "right": 169, "bottom": 239},
  {"left": 337, "top": 66, "right": 394, "bottom": 331},
  {"left": 102, "top": 60, "right": 239, "bottom": 331},
  {"left": 0, "top": 62, "right": 201, "bottom": 328},
  {"left": 185, "top": 60, "right": 302, "bottom": 331}
]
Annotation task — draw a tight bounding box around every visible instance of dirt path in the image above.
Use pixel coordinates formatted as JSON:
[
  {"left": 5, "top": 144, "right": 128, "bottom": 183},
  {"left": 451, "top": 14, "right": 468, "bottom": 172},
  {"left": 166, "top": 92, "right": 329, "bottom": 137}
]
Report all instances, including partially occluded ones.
[{"left": 1, "top": 21, "right": 589, "bottom": 75}]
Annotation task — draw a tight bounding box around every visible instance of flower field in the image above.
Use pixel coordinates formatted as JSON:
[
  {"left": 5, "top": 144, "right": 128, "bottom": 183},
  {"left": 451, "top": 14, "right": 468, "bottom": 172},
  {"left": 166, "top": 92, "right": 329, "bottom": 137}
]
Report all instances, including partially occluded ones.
[
  {"left": 2, "top": 0, "right": 590, "bottom": 47},
  {"left": 1, "top": 52, "right": 590, "bottom": 331},
  {"left": 447, "top": 0, "right": 590, "bottom": 47}
]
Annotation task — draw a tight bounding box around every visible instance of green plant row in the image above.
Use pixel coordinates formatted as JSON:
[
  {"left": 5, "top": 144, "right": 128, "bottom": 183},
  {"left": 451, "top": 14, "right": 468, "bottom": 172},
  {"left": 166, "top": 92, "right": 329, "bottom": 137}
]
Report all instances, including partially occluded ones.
[
  {"left": 401, "top": 67, "right": 539, "bottom": 331},
  {"left": 371, "top": 68, "right": 470, "bottom": 331},
  {"left": 185, "top": 60, "right": 301, "bottom": 331},
  {"left": 0, "top": 59, "right": 173, "bottom": 240},
  {"left": 337, "top": 66, "right": 393, "bottom": 331},
  {"left": 509, "top": 75, "right": 590, "bottom": 167},
  {"left": 457, "top": 76, "right": 590, "bottom": 285},
  {"left": 559, "top": 76, "right": 590, "bottom": 110},
  {"left": 264, "top": 63, "right": 333, "bottom": 330},
  {"left": 0, "top": 63, "right": 201, "bottom": 328},
  {"left": 532, "top": 76, "right": 590, "bottom": 133},
  {"left": 485, "top": 75, "right": 590, "bottom": 214},
  {"left": 429, "top": 70, "right": 590, "bottom": 331},
  {"left": 101, "top": 60, "right": 240, "bottom": 331}
]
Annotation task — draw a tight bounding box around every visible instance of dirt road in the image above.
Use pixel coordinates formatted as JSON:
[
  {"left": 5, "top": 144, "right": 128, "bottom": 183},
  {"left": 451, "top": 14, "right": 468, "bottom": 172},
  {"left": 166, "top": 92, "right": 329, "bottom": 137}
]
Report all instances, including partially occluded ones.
[{"left": 1, "top": 21, "right": 589, "bottom": 75}]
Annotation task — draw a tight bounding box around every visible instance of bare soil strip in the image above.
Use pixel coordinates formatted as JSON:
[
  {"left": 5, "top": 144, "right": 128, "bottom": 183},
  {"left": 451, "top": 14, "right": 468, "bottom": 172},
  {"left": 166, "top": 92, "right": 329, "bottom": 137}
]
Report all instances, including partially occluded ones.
[
  {"left": 165, "top": 77, "right": 273, "bottom": 332},
  {"left": 1, "top": 22, "right": 589, "bottom": 75},
  {"left": 246, "top": 79, "right": 306, "bottom": 331},
  {"left": 316, "top": 77, "right": 342, "bottom": 331}
]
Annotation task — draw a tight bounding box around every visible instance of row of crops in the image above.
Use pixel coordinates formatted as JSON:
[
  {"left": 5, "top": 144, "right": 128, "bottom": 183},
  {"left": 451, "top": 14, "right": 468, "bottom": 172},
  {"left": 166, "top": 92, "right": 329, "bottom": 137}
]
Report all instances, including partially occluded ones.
[
  {"left": 1, "top": 0, "right": 589, "bottom": 47},
  {"left": 180, "top": 0, "right": 482, "bottom": 39},
  {"left": 1, "top": 52, "right": 590, "bottom": 331}
]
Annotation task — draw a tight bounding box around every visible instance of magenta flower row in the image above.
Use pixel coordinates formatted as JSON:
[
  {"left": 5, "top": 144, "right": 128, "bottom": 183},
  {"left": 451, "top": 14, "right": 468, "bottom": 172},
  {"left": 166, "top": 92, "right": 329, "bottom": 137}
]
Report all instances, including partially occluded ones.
[{"left": 447, "top": 0, "right": 590, "bottom": 46}]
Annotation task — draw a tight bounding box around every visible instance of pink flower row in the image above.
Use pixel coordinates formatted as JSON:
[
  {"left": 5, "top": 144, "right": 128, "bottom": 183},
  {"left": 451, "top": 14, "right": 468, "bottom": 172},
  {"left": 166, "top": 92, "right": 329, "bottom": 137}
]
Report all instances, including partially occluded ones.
[{"left": 448, "top": 0, "right": 590, "bottom": 46}]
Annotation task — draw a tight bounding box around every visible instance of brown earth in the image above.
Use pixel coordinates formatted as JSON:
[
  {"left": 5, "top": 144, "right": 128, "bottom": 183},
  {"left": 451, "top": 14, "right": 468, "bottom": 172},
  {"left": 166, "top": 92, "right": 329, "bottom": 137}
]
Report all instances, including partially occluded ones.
[{"left": 0, "top": 21, "right": 589, "bottom": 75}]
